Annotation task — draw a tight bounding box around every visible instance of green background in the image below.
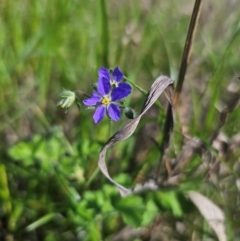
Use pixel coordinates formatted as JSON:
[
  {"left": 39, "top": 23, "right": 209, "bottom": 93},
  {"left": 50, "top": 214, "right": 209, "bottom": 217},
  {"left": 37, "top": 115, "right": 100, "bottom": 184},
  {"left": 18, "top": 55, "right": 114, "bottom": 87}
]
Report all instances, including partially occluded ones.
[{"left": 0, "top": 0, "right": 240, "bottom": 240}]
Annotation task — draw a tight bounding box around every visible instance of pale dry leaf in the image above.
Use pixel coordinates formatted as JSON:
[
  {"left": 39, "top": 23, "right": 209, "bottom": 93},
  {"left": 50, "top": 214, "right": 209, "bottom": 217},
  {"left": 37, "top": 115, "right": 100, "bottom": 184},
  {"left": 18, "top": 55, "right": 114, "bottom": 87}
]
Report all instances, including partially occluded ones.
[
  {"left": 188, "top": 191, "right": 227, "bottom": 241},
  {"left": 98, "top": 75, "right": 174, "bottom": 196}
]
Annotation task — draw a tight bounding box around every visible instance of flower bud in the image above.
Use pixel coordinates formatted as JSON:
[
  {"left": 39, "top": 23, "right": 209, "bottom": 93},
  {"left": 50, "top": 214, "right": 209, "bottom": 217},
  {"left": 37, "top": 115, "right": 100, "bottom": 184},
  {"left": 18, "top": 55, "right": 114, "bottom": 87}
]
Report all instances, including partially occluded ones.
[
  {"left": 57, "top": 90, "right": 76, "bottom": 112},
  {"left": 124, "top": 107, "right": 136, "bottom": 119}
]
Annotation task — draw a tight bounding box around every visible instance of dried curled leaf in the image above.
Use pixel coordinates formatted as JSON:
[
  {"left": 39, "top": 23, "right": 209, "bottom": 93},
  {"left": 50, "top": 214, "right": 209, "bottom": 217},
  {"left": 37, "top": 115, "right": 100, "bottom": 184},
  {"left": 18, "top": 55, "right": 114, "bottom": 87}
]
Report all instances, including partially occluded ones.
[
  {"left": 98, "top": 75, "right": 174, "bottom": 196},
  {"left": 188, "top": 191, "right": 227, "bottom": 241}
]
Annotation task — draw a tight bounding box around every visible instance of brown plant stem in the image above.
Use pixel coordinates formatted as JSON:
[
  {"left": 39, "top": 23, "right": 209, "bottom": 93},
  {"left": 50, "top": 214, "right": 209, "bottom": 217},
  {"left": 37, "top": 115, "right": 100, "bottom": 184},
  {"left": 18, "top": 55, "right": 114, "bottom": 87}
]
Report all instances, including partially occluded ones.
[
  {"left": 174, "top": 0, "right": 204, "bottom": 107},
  {"left": 155, "top": 0, "right": 204, "bottom": 179}
]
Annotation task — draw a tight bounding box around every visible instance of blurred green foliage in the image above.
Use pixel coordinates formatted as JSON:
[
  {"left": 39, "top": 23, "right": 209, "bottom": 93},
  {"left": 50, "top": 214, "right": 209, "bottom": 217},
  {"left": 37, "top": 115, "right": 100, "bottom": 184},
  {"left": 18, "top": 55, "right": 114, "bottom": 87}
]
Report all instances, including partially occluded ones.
[{"left": 0, "top": 0, "right": 240, "bottom": 240}]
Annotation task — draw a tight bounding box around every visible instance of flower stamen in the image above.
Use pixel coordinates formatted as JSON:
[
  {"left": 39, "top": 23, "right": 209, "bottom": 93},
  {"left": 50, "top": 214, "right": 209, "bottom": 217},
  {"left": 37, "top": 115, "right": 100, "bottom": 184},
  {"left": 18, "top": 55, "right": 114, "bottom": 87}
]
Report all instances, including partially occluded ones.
[
  {"left": 110, "top": 80, "right": 118, "bottom": 88},
  {"left": 101, "top": 97, "right": 110, "bottom": 105}
]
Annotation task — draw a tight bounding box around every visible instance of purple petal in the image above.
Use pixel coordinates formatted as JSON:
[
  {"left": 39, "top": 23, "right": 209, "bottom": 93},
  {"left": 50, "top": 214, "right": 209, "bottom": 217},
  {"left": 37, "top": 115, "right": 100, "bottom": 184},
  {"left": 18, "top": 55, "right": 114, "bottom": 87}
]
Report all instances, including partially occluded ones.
[
  {"left": 83, "top": 92, "right": 101, "bottom": 106},
  {"left": 93, "top": 105, "right": 106, "bottom": 123},
  {"left": 108, "top": 103, "right": 121, "bottom": 121},
  {"left": 118, "top": 82, "right": 132, "bottom": 95},
  {"left": 97, "top": 77, "right": 111, "bottom": 96},
  {"left": 98, "top": 67, "right": 110, "bottom": 80},
  {"left": 113, "top": 67, "right": 124, "bottom": 82},
  {"left": 111, "top": 85, "right": 132, "bottom": 101}
]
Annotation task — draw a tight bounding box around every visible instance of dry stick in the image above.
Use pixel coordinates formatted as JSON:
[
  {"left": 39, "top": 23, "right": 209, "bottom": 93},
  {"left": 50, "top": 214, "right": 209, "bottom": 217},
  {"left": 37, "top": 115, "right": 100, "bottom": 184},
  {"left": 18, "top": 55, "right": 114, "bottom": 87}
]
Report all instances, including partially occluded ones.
[
  {"left": 155, "top": 0, "right": 204, "bottom": 179},
  {"left": 174, "top": 0, "right": 204, "bottom": 106}
]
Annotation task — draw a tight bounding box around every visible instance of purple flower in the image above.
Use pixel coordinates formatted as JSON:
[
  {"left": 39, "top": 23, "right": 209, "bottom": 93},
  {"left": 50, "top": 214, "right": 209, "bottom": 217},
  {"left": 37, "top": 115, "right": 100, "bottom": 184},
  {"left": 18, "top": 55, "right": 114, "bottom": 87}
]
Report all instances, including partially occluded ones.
[
  {"left": 98, "top": 67, "right": 132, "bottom": 95},
  {"left": 83, "top": 71, "right": 132, "bottom": 123}
]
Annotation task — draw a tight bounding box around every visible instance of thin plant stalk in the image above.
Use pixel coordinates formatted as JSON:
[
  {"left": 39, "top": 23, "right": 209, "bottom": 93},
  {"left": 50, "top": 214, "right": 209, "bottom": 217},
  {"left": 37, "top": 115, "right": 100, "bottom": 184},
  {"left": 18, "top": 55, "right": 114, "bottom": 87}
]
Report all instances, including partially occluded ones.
[
  {"left": 99, "top": 0, "right": 109, "bottom": 67},
  {"left": 124, "top": 76, "right": 148, "bottom": 96},
  {"left": 156, "top": 0, "right": 204, "bottom": 178},
  {"left": 174, "top": 0, "right": 204, "bottom": 107},
  {"left": 85, "top": 120, "right": 112, "bottom": 187}
]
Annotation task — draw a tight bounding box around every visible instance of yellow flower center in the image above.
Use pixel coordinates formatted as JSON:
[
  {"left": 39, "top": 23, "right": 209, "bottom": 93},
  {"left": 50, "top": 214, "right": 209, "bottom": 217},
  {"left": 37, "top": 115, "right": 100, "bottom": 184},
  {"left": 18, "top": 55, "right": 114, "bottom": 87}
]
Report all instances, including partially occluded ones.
[{"left": 101, "top": 96, "right": 110, "bottom": 105}]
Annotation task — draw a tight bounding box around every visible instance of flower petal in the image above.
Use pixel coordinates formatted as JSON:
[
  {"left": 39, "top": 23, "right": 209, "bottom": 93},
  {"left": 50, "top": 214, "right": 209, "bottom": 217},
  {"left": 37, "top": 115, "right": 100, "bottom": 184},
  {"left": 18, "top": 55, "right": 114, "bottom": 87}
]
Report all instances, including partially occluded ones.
[
  {"left": 83, "top": 92, "right": 101, "bottom": 106},
  {"left": 118, "top": 82, "right": 132, "bottom": 95},
  {"left": 98, "top": 67, "right": 110, "bottom": 80},
  {"left": 98, "top": 77, "right": 111, "bottom": 96},
  {"left": 111, "top": 85, "right": 132, "bottom": 101},
  {"left": 93, "top": 105, "right": 106, "bottom": 123},
  {"left": 113, "top": 67, "right": 124, "bottom": 82},
  {"left": 108, "top": 103, "right": 121, "bottom": 121}
]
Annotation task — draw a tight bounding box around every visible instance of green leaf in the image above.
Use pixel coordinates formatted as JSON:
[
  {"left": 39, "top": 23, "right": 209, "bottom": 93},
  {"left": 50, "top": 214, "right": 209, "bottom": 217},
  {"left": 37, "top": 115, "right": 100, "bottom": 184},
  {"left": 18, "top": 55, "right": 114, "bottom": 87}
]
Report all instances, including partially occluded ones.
[
  {"left": 141, "top": 199, "right": 159, "bottom": 226},
  {"left": 154, "top": 191, "right": 183, "bottom": 217},
  {"left": 8, "top": 142, "right": 33, "bottom": 165},
  {"left": 86, "top": 221, "right": 102, "bottom": 241},
  {"left": 115, "top": 195, "right": 145, "bottom": 227},
  {"left": 25, "top": 213, "right": 57, "bottom": 232}
]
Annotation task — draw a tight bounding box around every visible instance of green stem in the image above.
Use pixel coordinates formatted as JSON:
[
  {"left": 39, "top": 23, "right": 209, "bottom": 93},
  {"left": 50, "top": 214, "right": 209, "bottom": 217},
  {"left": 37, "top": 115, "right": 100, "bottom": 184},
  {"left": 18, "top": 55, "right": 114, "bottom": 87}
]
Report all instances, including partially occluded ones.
[
  {"left": 124, "top": 76, "right": 164, "bottom": 111},
  {"left": 86, "top": 121, "right": 112, "bottom": 187},
  {"left": 108, "top": 119, "right": 113, "bottom": 137},
  {"left": 0, "top": 164, "right": 12, "bottom": 215},
  {"left": 99, "top": 0, "right": 109, "bottom": 67},
  {"left": 124, "top": 76, "right": 148, "bottom": 96},
  {"left": 85, "top": 168, "right": 99, "bottom": 187}
]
